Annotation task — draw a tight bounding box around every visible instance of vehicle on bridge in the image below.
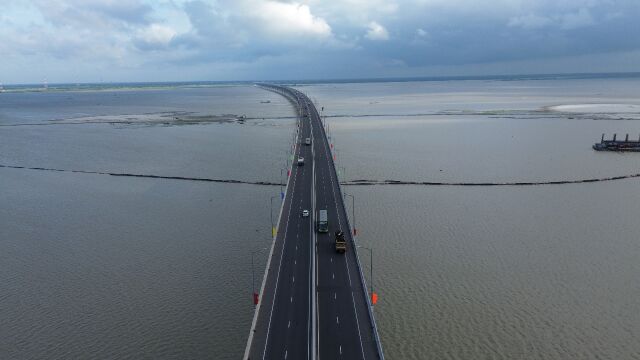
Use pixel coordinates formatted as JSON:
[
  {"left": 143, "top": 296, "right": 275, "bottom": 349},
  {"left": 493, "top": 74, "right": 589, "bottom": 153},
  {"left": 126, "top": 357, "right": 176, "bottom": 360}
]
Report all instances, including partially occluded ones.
[
  {"left": 317, "top": 209, "right": 328, "bottom": 233},
  {"left": 297, "top": 157, "right": 304, "bottom": 166},
  {"left": 335, "top": 230, "right": 347, "bottom": 253}
]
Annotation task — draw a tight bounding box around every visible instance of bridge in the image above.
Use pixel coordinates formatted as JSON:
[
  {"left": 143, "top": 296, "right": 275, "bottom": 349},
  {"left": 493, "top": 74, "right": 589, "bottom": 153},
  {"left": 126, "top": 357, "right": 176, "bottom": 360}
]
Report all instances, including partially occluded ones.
[{"left": 244, "top": 85, "right": 384, "bottom": 359}]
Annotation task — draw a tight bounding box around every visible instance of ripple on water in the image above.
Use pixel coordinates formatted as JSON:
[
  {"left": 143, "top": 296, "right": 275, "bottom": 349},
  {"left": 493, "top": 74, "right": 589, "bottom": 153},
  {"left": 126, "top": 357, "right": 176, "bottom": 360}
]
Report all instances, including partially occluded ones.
[{"left": 349, "top": 183, "right": 640, "bottom": 360}]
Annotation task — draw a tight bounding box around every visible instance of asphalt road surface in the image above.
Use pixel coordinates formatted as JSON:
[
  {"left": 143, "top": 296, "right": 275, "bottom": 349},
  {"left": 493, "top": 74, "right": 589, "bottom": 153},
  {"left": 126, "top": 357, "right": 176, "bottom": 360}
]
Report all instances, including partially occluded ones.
[{"left": 246, "top": 85, "right": 382, "bottom": 360}]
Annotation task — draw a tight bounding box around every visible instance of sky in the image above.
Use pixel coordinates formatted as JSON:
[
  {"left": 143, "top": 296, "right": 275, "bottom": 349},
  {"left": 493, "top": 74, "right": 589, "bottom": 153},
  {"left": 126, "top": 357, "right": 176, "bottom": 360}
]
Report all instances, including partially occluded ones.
[{"left": 1, "top": 0, "right": 640, "bottom": 84}]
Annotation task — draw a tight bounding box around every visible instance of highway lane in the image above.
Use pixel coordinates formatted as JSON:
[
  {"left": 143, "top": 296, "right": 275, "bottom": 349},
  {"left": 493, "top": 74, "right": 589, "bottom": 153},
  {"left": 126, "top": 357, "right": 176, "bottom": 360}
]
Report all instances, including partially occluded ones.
[
  {"left": 246, "top": 88, "right": 315, "bottom": 360},
  {"left": 246, "top": 85, "right": 382, "bottom": 360},
  {"left": 303, "top": 94, "right": 380, "bottom": 360}
]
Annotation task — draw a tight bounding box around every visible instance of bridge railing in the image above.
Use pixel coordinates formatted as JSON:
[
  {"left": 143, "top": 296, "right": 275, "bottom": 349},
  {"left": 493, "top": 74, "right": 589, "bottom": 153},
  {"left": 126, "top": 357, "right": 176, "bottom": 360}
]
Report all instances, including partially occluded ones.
[
  {"left": 314, "top": 98, "right": 386, "bottom": 360},
  {"left": 243, "top": 84, "right": 303, "bottom": 360},
  {"left": 256, "top": 84, "right": 385, "bottom": 359}
]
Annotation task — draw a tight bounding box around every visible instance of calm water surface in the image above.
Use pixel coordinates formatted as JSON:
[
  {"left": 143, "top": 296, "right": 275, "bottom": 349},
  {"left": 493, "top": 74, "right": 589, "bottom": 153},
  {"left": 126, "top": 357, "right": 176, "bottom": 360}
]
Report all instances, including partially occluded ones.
[
  {"left": 2, "top": 79, "right": 640, "bottom": 359},
  {"left": 300, "top": 79, "right": 640, "bottom": 359},
  {"left": 1, "top": 86, "right": 294, "bottom": 359}
]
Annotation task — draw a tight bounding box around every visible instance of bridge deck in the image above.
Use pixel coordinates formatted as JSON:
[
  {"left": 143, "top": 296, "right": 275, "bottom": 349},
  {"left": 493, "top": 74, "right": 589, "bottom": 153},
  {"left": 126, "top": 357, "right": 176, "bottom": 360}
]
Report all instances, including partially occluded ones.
[{"left": 245, "top": 85, "right": 383, "bottom": 360}]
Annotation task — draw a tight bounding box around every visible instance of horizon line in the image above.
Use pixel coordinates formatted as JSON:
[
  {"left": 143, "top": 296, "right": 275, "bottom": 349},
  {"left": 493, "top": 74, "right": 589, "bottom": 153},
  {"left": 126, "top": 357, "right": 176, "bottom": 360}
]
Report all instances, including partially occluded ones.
[{"left": 3, "top": 71, "right": 640, "bottom": 87}]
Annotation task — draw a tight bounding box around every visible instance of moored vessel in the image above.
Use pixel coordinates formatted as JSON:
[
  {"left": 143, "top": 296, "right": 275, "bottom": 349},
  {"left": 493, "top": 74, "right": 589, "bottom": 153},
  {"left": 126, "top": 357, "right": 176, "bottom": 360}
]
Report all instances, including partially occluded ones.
[{"left": 593, "top": 133, "right": 640, "bottom": 151}]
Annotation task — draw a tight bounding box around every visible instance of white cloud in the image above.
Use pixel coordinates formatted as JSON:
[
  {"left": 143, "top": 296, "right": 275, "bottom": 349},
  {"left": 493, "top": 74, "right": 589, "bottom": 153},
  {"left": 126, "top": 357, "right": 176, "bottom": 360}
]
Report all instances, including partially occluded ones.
[
  {"left": 137, "top": 24, "right": 176, "bottom": 47},
  {"left": 256, "top": 2, "right": 332, "bottom": 38},
  {"left": 135, "top": 24, "right": 177, "bottom": 49},
  {"left": 416, "top": 28, "right": 428, "bottom": 37},
  {"left": 365, "top": 21, "right": 389, "bottom": 41},
  {"left": 410, "top": 27, "right": 430, "bottom": 45}
]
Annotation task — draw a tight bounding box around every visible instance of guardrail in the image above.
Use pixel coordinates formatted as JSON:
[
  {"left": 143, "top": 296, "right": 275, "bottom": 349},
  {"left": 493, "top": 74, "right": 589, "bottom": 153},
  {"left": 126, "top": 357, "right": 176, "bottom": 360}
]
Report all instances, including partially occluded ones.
[
  {"left": 243, "top": 84, "right": 303, "bottom": 360},
  {"left": 255, "top": 84, "right": 385, "bottom": 359},
  {"left": 312, "top": 95, "right": 386, "bottom": 360}
]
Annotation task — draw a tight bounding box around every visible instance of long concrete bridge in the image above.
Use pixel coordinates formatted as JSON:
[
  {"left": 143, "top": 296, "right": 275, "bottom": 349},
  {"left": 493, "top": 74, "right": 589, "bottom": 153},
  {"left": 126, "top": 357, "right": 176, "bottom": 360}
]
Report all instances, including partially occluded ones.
[{"left": 244, "top": 84, "right": 384, "bottom": 360}]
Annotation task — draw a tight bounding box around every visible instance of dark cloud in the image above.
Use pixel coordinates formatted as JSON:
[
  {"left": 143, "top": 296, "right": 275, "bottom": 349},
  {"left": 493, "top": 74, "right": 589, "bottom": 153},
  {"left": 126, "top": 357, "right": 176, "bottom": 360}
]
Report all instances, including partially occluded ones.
[
  {"left": 2, "top": 0, "right": 640, "bottom": 83},
  {"left": 351, "top": 1, "right": 640, "bottom": 69}
]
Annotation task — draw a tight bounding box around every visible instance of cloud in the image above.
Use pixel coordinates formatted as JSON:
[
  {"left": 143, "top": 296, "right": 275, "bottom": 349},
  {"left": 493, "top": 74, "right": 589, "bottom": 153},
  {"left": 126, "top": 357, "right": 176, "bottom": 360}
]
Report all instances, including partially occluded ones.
[
  {"left": 256, "top": 2, "right": 332, "bottom": 38},
  {"left": 177, "top": 0, "right": 237, "bottom": 49},
  {"left": 365, "top": 21, "right": 389, "bottom": 41},
  {"left": 33, "top": 0, "right": 152, "bottom": 28},
  {"left": 169, "top": 0, "right": 352, "bottom": 66},
  {"left": 1, "top": 0, "right": 640, "bottom": 83},
  {"left": 508, "top": 14, "right": 552, "bottom": 29},
  {"left": 135, "top": 24, "right": 177, "bottom": 50},
  {"left": 508, "top": 8, "right": 596, "bottom": 31},
  {"left": 81, "top": 0, "right": 152, "bottom": 24}
]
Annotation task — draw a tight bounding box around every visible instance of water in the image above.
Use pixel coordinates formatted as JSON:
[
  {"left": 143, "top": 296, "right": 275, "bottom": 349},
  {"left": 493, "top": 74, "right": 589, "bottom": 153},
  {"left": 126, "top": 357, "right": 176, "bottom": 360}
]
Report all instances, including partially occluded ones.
[
  {"left": 0, "top": 85, "right": 295, "bottom": 359},
  {"left": 298, "top": 78, "right": 640, "bottom": 359},
  {"left": 2, "top": 78, "right": 640, "bottom": 359}
]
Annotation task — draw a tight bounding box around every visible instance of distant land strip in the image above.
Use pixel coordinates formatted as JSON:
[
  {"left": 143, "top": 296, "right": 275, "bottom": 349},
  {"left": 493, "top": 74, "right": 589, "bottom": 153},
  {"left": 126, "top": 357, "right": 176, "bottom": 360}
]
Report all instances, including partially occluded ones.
[{"left": 2, "top": 163, "right": 640, "bottom": 186}]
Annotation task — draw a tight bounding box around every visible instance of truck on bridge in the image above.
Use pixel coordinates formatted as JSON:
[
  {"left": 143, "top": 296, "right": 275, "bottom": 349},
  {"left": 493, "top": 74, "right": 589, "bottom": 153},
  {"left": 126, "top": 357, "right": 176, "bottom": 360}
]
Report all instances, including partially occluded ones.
[{"left": 318, "top": 209, "right": 328, "bottom": 233}]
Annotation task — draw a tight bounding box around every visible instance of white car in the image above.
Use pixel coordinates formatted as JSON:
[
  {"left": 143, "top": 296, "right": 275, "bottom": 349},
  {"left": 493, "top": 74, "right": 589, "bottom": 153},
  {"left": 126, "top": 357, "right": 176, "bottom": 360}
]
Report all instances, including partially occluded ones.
[
  {"left": 297, "top": 157, "right": 304, "bottom": 166},
  {"left": 302, "top": 209, "right": 309, "bottom": 217}
]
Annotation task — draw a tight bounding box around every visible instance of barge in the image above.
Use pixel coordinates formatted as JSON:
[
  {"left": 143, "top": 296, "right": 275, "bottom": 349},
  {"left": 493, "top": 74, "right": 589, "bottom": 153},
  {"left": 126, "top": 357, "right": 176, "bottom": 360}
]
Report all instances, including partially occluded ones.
[{"left": 593, "top": 133, "right": 640, "bottom": 152}]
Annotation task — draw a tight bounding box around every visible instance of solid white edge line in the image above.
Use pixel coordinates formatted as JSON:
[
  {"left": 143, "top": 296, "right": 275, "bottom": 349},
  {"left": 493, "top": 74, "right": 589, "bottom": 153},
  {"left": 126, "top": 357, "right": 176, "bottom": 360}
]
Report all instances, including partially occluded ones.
[
  {"left": 320, "top": 102, "right": 366, "bottom": 360},
  {"left": 262, "top": 129, "right": 300, "bottom": 358},
  {"left": 262, "top": 90, "right": 305, "bottom": 359},
  {"left": 344, "top": 248, "right": 366, "bottom": 360},
  {"left": 243, "top": 85, "right": 302, "bottom": 360},
  {"left": 247, "top": 86, "right": 383, "bottom": 360}
]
